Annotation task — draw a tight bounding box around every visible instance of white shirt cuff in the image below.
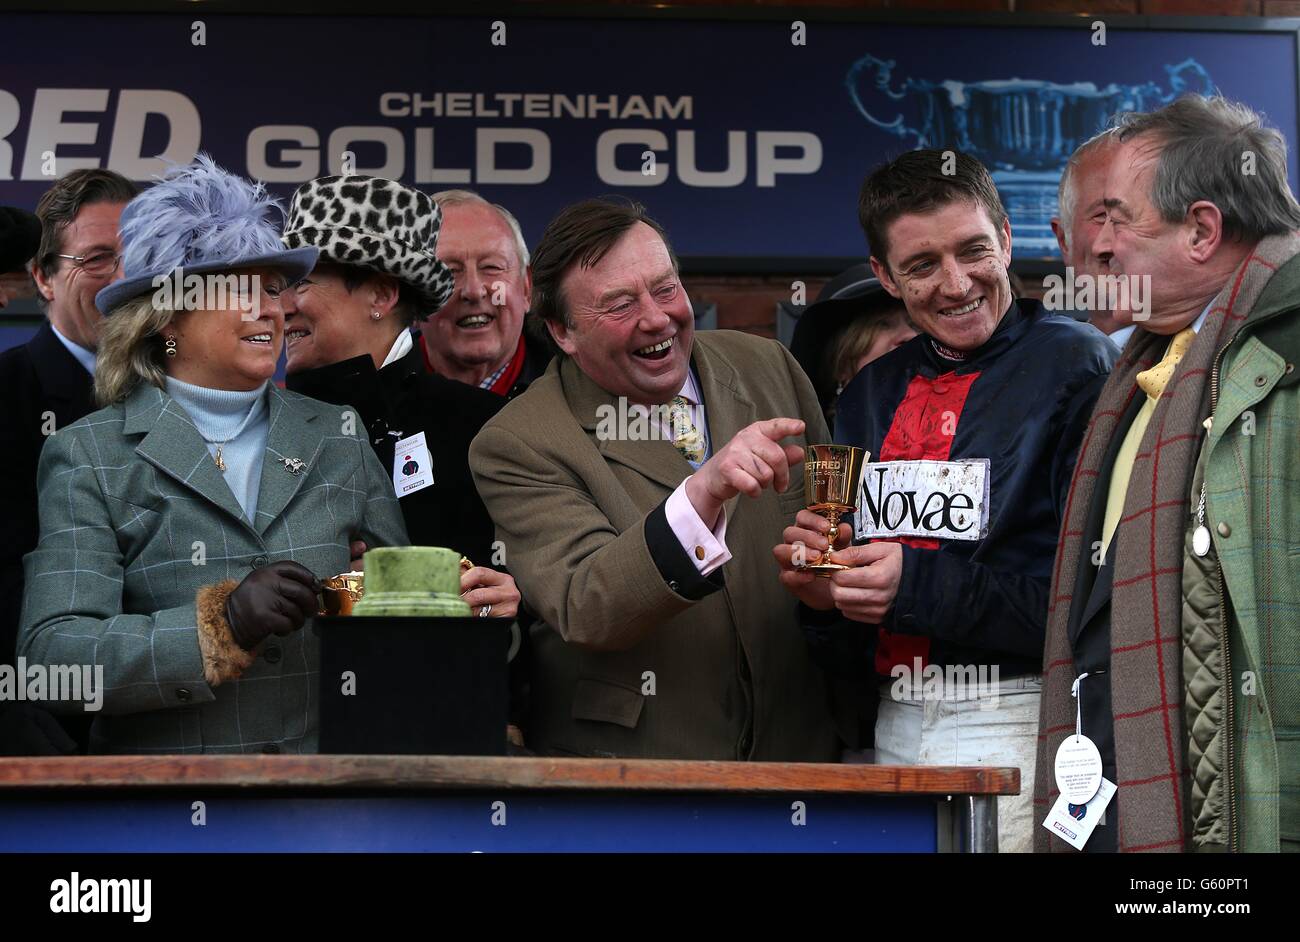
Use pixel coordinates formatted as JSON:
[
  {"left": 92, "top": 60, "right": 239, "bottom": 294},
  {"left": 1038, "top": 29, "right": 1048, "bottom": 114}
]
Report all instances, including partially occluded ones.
[{"left": 664, "top": 477, "right": 731, "bottom": 576}]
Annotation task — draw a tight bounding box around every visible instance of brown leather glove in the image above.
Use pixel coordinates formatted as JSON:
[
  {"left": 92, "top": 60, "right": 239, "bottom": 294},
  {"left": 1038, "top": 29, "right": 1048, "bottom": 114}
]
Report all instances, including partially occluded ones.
[{"left": 225, "top": 561, "right": 320, "bottom": 651}]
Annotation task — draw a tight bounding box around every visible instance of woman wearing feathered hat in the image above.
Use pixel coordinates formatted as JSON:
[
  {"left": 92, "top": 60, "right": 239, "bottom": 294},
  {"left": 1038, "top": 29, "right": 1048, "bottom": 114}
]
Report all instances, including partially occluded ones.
[
  {"left": 17, "top": 156, "right": 408, "bottom": 754},
  {"left": 280, "top": 175, "right": 520, "bottom": 621}
]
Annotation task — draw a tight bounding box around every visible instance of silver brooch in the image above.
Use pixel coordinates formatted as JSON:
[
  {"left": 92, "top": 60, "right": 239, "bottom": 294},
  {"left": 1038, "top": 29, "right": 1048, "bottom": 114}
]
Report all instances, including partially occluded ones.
[{"left": 282, "top": 457, "right": 307, "bottom": 474}]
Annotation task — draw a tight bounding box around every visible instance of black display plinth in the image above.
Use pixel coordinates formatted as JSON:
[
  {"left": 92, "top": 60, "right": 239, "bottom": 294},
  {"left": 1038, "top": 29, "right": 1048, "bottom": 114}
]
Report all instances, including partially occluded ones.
[{"left": 316, "top": 616, "right": 508, "bottom": 756}]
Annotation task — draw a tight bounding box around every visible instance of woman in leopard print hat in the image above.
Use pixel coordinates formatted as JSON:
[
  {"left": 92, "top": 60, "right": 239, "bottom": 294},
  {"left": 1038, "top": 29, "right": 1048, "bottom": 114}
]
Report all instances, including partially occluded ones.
[
  {"left": 281, "top": 176, "right": 527, "bottom": 742},
  {"left": 282, "top": 175, "right": 454, "bottom": 320}
]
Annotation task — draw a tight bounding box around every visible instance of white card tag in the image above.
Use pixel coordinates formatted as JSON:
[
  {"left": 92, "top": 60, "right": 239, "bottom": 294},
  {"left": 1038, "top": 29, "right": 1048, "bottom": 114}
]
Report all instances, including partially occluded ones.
[
  {"left": 392, "top": 431, "right": 435, "bottom": 496},
  {"left": 1054, "top": 734, "right": 1104, "bottom": 804},
  {"left": 854, "top": 459, "right": 990, "bottom": 542},
  {"left": 1043, "top": 777, "right": 1116, "bottom": 850}
]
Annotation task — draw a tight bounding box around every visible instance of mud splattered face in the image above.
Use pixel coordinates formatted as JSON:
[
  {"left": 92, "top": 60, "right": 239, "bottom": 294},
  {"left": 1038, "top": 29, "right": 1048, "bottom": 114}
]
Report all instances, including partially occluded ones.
[{"left": 872, "top": 200, "right": 1014, "bottom": 352}]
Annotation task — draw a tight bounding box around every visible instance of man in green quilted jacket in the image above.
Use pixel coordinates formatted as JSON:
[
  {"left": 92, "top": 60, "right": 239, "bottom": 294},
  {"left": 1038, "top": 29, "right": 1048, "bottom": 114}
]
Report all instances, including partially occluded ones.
[{"left": 1036, "top": 95, "right": 1298, "bottom": 853}]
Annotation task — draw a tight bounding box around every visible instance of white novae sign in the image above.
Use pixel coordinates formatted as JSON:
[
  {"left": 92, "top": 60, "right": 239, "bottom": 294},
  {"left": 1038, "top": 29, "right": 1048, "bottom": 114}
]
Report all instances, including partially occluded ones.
[{"left": 854, "top": 459, "right": 990, "bottom": 542}]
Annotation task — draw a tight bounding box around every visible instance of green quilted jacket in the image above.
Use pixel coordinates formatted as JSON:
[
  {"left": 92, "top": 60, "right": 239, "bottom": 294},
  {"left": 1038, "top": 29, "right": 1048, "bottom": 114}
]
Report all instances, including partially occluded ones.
[{"left": 1183, "top": 253, "right": 1300, "bottom": 853}]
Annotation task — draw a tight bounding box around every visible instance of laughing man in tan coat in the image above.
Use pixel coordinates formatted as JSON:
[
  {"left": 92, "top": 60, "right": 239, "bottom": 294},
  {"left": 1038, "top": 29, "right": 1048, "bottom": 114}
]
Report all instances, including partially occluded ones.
[{"left": 469, "top": 198, "right": 841, "bottom": 760}]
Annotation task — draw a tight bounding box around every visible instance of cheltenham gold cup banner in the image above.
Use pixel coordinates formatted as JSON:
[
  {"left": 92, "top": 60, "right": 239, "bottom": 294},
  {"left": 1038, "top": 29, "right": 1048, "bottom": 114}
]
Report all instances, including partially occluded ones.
[{"left": 1, "top": 12, "right": 1295, "bottom": 260}]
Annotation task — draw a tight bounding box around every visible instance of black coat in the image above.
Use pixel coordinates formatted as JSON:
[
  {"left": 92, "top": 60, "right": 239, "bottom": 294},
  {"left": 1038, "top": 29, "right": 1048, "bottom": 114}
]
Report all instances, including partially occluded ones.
[
  {"left": 0, "top": 322, "right": 95, "bottom": 755},
  {"left": 415, "top": 331, "right": 553, "bottom": 402},
  {"left": 288, "top": 346, "right": 536, "bottom": 734},
  {"left": 0, "top": 323, "right": 95, "bottom": 664},
  {"left": 506, "top": 334, "right": 553, "bottom": 401},
  {"left": 286, "top": 345, "right": 504, "bottom": 565}
]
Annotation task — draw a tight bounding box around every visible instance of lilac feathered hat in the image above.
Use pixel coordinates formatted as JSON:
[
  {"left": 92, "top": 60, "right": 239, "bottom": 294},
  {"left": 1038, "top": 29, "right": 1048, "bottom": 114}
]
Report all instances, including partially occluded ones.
[{"left": 95, "top": 154, "right": 317, "bottom": 315}]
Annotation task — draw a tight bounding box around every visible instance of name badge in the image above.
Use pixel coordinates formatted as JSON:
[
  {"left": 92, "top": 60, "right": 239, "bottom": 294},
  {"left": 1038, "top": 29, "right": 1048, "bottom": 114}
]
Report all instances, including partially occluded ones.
[
  {"left": 392, "top": 431, "right": 435, "bottom": 497},
  {"left": 854, "top": 459, "right": 990, "bottom": 542}
]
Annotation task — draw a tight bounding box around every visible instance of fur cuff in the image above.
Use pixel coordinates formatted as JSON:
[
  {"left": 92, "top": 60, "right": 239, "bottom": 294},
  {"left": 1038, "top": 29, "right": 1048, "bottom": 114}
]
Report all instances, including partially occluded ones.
[{"left": 195, "top": 579, "right": 255, "bottom": 687}]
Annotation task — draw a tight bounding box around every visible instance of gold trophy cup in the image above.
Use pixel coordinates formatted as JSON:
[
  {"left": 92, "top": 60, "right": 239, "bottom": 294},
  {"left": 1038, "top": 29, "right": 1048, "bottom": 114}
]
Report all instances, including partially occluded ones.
[
  {"left": 318, "top": 571, "right": 365, "bottom": 616},
  {"left": 802, "top": 444, "right": 869, "bottom": 577}
]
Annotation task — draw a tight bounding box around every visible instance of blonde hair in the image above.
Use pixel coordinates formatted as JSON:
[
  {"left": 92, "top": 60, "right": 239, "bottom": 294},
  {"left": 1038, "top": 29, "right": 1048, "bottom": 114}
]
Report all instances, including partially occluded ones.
[
  {"left": 94, "top": 293, "right": 175, "bottom": 406},
  {"left": 829, "top": 307, "right": 910, "bottom": 387}
]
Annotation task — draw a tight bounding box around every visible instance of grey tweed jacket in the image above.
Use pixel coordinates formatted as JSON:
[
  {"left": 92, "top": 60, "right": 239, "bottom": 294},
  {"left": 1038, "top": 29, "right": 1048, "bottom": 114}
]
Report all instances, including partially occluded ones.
[{"left": 17, "top": 381, "right": 409, "bottom": 754}]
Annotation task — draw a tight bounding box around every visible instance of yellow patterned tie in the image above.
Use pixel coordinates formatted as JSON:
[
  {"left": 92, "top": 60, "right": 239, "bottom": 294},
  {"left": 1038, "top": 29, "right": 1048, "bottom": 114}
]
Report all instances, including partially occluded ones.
[
  {"left": 1136, "top": 327, "right": 1197, "bottom": 400},
  {"left": 668, "top": 395, "right": 706, "bottom": 464}
]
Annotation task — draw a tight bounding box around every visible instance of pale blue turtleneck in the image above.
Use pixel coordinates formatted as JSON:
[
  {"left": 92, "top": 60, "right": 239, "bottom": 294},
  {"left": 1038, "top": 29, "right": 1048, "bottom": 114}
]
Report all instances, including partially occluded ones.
[{"left": 164, "top": 376, "right": 271, "bottom": 524}]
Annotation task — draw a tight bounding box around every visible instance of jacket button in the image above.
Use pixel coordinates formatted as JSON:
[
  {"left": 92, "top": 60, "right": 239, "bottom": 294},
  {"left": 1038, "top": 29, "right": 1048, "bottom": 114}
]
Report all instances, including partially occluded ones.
[
  {"left": 262, "top": 744, "right": 280, "bottom": 754},
  {"left": 263, "top": 646, "right": 281, "bottom": 664},
  {"left": 667, "top": 579, "right": 680, "bottom": 593},
  {"left": 176, "top": 688, "right": 191, "bottom": 703},
  {"left": 252, "top": 555, "right": 269, "bottom": 568},
  {"left": 1254, "top": 375, "right": 1267, "bottom": 387},
  {"left": 899, "top": 614, "right": 916, "bottom": 629},
  {"left": 1217, "top": 522, "right": 1232, "bottom": 538}
]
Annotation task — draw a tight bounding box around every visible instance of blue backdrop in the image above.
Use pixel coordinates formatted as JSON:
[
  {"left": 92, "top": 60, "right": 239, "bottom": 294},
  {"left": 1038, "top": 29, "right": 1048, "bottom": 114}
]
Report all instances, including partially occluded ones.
[{"left": 0, "top": 13, "right": 1297, "bottom": 261}]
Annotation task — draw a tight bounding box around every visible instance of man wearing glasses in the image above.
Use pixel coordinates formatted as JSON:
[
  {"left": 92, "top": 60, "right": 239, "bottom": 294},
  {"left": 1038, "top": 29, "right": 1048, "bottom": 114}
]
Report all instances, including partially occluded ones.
[{"left": 0, "top": 168, "right": 138, "bottom": 755}]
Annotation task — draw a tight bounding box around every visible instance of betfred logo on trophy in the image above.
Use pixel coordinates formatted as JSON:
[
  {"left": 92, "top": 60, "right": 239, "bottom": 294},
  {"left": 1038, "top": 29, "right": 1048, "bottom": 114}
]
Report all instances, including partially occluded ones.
[
  {"left": 802, "top": 444, "right": 869, "bottom": 576},
  {"left": 854, "top": 459, "right": 991, "bottom": 542}
]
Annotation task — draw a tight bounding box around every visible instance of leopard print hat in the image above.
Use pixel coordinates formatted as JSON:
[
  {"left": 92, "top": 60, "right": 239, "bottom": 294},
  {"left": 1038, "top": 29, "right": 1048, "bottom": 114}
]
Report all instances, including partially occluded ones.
[{"left": 282, "top": 176, "right": 455, "bottom": 317}]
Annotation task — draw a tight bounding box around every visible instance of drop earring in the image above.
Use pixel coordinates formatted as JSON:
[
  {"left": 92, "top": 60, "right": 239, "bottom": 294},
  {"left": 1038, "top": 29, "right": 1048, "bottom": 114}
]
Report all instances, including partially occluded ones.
[{"left": 164, "top": 337, "right": 178, "bottom": 357}]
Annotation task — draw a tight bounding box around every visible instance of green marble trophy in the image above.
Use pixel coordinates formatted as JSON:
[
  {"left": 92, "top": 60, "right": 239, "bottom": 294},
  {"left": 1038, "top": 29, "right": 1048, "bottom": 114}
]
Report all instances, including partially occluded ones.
[{"left": 349, "top": 546, "right": 471, "bottom": 618}]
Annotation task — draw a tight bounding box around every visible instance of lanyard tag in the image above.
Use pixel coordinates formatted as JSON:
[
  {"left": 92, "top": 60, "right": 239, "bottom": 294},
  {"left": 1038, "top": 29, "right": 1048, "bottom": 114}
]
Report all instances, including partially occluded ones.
[
  {"left": 1054, "top": 671, "right": 1103, "bottom": 804},
  {"left": 392, "top": 430, "right": 434, "bottom": 496},
  {"left": 1054, "top": 735, "right": 1103, "bottom": 804},
  {"left": 1043, "top": 777, "right": 1116, "bottom": 850}
]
